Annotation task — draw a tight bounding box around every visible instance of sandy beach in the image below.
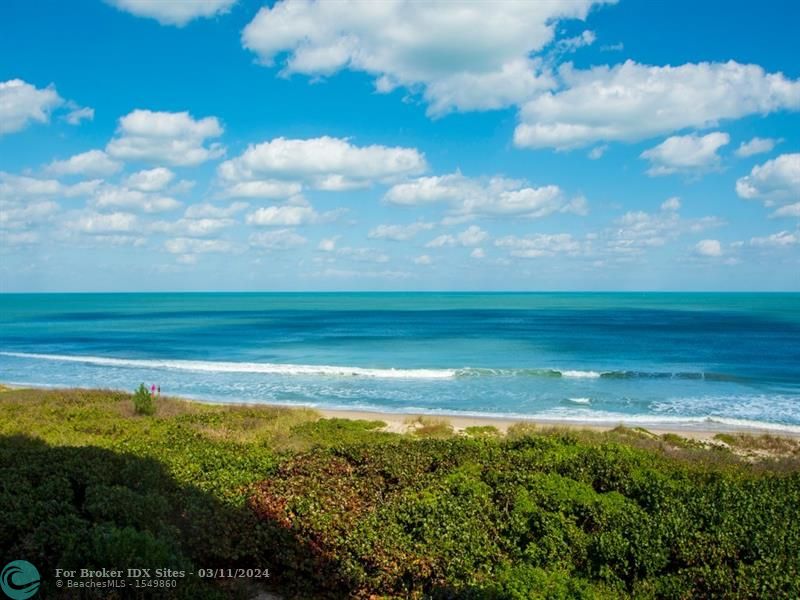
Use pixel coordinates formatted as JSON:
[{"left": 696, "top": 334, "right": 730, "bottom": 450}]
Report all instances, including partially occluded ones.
[{"left": 316, "top": 406, "right": 800, "bottom": 440}]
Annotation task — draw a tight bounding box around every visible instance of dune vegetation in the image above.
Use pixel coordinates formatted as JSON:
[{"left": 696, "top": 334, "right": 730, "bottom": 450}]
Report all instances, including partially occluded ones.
[{"left": 1, "top": 387, "right": 799, "bottom": 598}]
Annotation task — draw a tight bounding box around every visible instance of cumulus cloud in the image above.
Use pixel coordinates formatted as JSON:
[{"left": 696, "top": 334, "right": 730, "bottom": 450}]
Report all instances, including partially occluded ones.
[
  {"left": 221, "top": 180, "right": 302, "bottom": 199},
  {"left": 495, "top": 233, "right": 584, "bottom": 258},
  {"left": 165, "top": 237, "right": 235, "bottom": 254},
  {"left": 106, "top": 0, "right": 237, "bottom": 26},
  {"left": 317, "top": 236, "right": 339, "bottom": 252},
  {"left": 66, "top": 211, "right": 138, "bottom": 234},
  {"left": 426, "top": 225, "right": 488, "bottom": 248},
  {"left": 0, "top": 200, "right": 60, "bottom": 230},
  {"left": 735, "top": 153, "right": 800, "bottom": 204},
  {"left": 2, "top": 231, "right": 40, "bottom": 246},
  {"left": 748, "top": 231, "right": 798, "bottom": 247},
  {"left": 184, "top": 201, "right": 248, "bottom": 219},
  {"left": 218, "top": 136, "right": 426, "bottom": 192},
  {"left": 150, "top": 217, "right": 234, "bottom": 237},
  {"left": 368, "top": 222, "right": 433, "bottom": 241},
  {"left": 413, "top": 254, "right": 432, "bottom": 265},
  {"left": 92, "top": 184, "right": 181, "bottom": 213},
  {"left": 242, "top": 0, "right": 607, "bottom": 116},
  {"left": 249, "top": 229, "right": 307, "bottom": 250},
  {"left": 0, "top": 173, "right": 100, "bottom": 202},
  {"left": 735, "top": 137, "right": 779, "bottom": 158},
  {"left": 661, "top": 197, "right": 681, "bottom": 211},
  {"left": 125, "top": 167, "right": 175, "bottom": 192},
  {"left": 63, "top": 106, "right": 94, "bottom": 125},
  {"left": 46, "top": 150, "right": 122, "bottom": 177},
  {"left": 336, "top": 247, "right": 389, "bottom": 263},
  {"left": 608, "top": 201, "right": 724, "bottom": 255},
  {"left": 771, "top": 202, "right": 800, "bottom": 218},
  {"left": 246, "top": 203, "right": 320, "bottom": 227},
  {"left": 514, "top": 60, "right": 800, "bottom": 149},
  {"left": 640, "top": 132, "right": 730, "bottom": 176},
  {"left": 588, "top": 145, "right": 608, "bottom": 160},
  {"left": 694, "top": 239, "right": 722, "bottom": 257},
  {"left": 386, "top": 172, "right": 587, "bottom": 219},
  {"left": 107, "top": 109, "right": 225, "bottom": 166},
  {"left": 0, "top": 79, "right": 63, "bottom": 135}
]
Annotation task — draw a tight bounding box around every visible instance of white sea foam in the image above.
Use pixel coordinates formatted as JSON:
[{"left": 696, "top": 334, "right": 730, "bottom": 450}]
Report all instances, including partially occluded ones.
[
  {"left": 0, "top": 352, "right": 456, "bottom": 380},
  {"left": 567, "top": 397, "right": 592, "bottom": 404},
  {"left": 561, "top": 370, "right": 602, "bottom": 378}
]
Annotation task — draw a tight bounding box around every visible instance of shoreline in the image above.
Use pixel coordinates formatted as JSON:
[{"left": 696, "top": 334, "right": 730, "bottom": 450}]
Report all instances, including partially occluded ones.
[
  {"left": 5, "top": 381, "right": 799, "bottom": 441},
  {"left": 315, "top": 407, "right": 800, "bottom": 441}
]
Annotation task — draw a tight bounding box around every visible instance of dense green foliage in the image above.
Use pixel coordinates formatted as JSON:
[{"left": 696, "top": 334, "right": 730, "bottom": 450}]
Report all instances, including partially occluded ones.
[
  {"left": 133, "top": 383, "right": 155, "bottom": 415},
  {"left": 0, "top": 388, "right": 798, "bottom": 598}
]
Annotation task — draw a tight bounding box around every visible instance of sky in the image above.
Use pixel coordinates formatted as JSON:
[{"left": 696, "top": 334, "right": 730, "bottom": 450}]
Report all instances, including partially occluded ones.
[{"left": 1, "top": 0, "right": 799, "bottom": 292}]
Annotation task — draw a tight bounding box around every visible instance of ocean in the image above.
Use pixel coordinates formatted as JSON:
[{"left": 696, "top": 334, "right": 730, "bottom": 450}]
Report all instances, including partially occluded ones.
[{"left": 1, "top": 292, "right": 799, "bottom": 431}]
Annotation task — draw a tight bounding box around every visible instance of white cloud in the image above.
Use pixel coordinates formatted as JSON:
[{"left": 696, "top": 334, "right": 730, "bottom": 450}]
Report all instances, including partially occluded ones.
[
  {"left": 386, "top": 172, "right": 587, "bottom": 219},
  {"left": 694, "top": 239, "right": 722, "bottom": 257},
  {"left": 514, "top": 60, "right": 800, "bottom": 149},
  {"left": 66, "top": 211, "right": 138, "bottom": 234},
  {"left": 735, "top": 153, "right": 800, "bottom": 204},
  {"left": 218, "top": 136, "right": 426, "bottom": 191},
  {"left": 495, "top": 233, "right": 583, "bottom": 258},
  {"left": 92, "top": 185, "right": 181, "bottom": 213},
  {"left": 749, "top": 231, "right": 798, "bottom": 247},
  {"left": 608, "top": 202, "right": 724, "bottom": 255},
  {"left": 150, "top": 217, "right": 234, "bottom": 237},
  {"left": 64, "top": 106, "right": 94, "bottom": 125},
  {"left": 426, "top": 225, "right": 488, "bottom": 248},
  {"left": 125, "top": 167, "right": 175, "bottom": 192},
  {"left": 588, "top": 145, "right": 607, "bottom": 160},
  {"left": 0, "top": 173, "right": 63, "bottom": 198},
  {"left": 2, "top": 231, "right": 39, "bottom": 245},
  {"left": 0, "top": 200, "right": 60, "bottom": 230},
  {"left": 555, "top": 30, "right": 596, "bottom": 54},
  {"left": 771, "top": 202, "right": 800, "bottom": 218},
  {"left": 184, "top": 201, "right": 248, "bottom": 219},
  {"left": 0, "top": 79, "right": 63, "bottom": 135},
  {"left": 242, "top": 0, "right": 607, "bottom": 116},
  {"left": 246, "top": 203, "right": 320, "bottom": 226},
  {"left": 106, "top": 0, "right": 237, "bottom": 26},
  {"left": 107, "top": 109, "right": 225, "bottom": 166},
  {"left": 368, "top": 222, "right": 433, "bottom": 241},
  {"left": 317, "top": 236, "right": 339, "bottom": 252},
  {"left": 165, "top": 237, "right": 235, "bottom": 254},
  {"left": 735, "top": 137, "right": 779, "bottom": 158},
  {"left": 661, "top": 197, "right": 681, "bottom": 211},
  {"left": 640, "top": 132, "right": 729, "bottom": 176},
  {"left": 221, "top": 180, "right": 302, "bottom": 199},
  {"left": 0, "top": 173, "right": 100, "bottom": 208},
  {"left": 249, "top": 229, "right": 307, "bottom": 250},
  {"left": 92, "top": 234, "right": 147, "bottom": 247},
  {"left": 336, "top": 247, "right": 390, "bottom": 263},
  {"left": 413, "top": 254, "right": 432, "bottom": 265},
  {"left": 46, "top": 150, "right": 122, "bottom": 177},
  {"left": 316, "top": 268, "right": 411, "bottom": 280},
  {"left": 470, "top": 248, "right": 486, "bottom": 259}
]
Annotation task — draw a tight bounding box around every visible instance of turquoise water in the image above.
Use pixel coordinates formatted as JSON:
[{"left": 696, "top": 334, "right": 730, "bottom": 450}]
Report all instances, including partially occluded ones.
[{"left": 1, "top": 293, "right": 799, "bottom": 430}]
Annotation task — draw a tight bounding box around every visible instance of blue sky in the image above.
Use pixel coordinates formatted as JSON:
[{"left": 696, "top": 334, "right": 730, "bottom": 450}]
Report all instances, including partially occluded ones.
[{"left": 1, "top": 0, "right": 798, "bottom": 292}]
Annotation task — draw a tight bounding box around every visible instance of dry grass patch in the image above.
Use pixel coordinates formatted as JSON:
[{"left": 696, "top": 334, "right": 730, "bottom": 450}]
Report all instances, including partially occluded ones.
[{"left": 405, "top": 415, "right": 454, "bottom": 438}]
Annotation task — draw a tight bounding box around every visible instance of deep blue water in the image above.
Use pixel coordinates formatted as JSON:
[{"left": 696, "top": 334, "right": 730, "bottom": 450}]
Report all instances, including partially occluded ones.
[{"left": 1, "top": 293, "right": 799, "bottom": 430}]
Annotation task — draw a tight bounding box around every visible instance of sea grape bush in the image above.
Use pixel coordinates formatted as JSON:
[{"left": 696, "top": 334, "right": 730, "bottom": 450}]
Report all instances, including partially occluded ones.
[
  {"left": 249, "top": 438, "right": 800, "bottom": 598},
  {"left": 133, "top": 382, "right": 155, "bottom": 415}
]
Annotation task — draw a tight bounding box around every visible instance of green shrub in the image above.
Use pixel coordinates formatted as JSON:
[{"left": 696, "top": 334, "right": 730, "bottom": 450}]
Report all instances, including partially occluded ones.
[
  {"left": 2, "top": 388, "right": 800, "bottom": 599},
  {"left": 133, "top": 383, "right": 155, "bottom": 415}
]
